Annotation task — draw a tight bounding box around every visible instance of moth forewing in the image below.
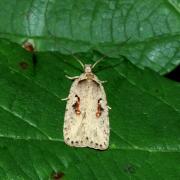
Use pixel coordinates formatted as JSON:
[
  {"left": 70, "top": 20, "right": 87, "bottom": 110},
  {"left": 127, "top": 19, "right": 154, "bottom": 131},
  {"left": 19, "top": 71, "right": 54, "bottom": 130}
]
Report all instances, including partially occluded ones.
[{"left": 63, "top": 64, "right": 109, "bottom": 150}]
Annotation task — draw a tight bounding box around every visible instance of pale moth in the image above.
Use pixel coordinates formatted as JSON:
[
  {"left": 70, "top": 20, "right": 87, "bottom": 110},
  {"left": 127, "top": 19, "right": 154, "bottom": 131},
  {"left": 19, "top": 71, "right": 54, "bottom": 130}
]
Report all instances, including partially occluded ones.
[{"left": 62, "top": 56, "right": 110, "bottom": 150}]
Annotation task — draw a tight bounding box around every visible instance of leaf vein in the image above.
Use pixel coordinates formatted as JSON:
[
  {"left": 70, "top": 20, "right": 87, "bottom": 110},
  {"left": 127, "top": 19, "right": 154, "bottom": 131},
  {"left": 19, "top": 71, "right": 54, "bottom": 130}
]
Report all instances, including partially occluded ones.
[{"left": 0, "top": 104, "right": 51, "bottom": 140}]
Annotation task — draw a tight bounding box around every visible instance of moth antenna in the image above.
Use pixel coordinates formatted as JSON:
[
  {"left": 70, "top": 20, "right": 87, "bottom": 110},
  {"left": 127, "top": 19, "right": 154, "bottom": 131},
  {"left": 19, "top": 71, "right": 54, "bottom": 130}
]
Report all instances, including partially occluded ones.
[
  {"left": 92, "top": 55, "right": 106, "bottom": 69},
  {"left": 72, "top": 55, "right": 84, "bottom": 69},
  {"left": 61, "top": 47, "right": 84, "bottom": 69}
]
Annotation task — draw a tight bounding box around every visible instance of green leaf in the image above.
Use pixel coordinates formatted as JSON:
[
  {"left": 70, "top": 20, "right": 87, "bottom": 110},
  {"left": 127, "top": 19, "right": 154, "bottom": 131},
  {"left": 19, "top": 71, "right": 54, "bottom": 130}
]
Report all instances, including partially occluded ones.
[
  {"left": 0, "top": 39, "right": 180, "bottom": 179},
  {"left": 0, "top": 0, "right": 180, "bottom": 74}
]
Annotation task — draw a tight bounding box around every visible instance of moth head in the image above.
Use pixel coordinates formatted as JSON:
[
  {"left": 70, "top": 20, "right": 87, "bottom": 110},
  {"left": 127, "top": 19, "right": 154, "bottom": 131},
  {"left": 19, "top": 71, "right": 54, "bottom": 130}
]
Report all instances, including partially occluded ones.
[{"left": 84, "top": 64, "right": 92, "bottom": 73}]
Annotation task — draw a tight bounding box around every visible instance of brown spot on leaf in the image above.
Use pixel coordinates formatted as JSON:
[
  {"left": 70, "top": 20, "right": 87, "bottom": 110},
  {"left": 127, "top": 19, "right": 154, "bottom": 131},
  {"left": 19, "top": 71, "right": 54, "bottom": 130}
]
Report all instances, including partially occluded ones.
[
  {"left": 52, "top": 172, "right": 64, "bottom": 180},
  {"left": 19, "top": 61, "right": 28, "bottom": 70},
  {"left": 23, "top": 42, "right": 34, "bottom": 52},
  {"left": 123, "top": 163, "right": 136, "bottom": 174}
]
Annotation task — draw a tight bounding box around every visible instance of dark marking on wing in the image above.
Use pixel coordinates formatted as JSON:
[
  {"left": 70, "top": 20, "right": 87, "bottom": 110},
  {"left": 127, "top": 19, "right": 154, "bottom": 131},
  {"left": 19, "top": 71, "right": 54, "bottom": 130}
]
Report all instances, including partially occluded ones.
[
  {"left": 72, "top": 95, "right": 81, "bottom": 115},
  {"left": 96, "top": 98, "right": 104, "bottom": 118}
]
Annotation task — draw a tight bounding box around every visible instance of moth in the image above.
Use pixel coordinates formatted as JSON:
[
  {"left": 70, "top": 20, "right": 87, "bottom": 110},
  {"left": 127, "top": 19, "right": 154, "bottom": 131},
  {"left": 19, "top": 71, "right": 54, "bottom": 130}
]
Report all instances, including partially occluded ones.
[{"left": 62, "top": 57, "right": 110, "bottom": 150}]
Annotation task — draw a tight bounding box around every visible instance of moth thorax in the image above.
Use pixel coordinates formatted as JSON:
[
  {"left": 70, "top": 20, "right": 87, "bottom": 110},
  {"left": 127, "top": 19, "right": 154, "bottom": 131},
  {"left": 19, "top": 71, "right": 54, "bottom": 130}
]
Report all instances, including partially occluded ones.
[{"left": 86, "top": 73, "right": 94, "bottom": 80}]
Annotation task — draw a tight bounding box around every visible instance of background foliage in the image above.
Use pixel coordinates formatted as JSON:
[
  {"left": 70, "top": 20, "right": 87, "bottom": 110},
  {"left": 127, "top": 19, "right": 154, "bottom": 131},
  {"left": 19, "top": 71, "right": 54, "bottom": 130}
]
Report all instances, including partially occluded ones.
[{"left": 0, "top": 0, "right": 179, "bottom": 179}]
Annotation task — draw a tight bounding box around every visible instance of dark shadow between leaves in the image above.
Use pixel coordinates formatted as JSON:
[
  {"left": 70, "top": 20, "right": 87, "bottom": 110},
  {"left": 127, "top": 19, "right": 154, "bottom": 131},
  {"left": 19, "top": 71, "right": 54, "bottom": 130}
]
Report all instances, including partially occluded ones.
[{"left": 164, "top": 65, "right": 180, "bottom": 82}]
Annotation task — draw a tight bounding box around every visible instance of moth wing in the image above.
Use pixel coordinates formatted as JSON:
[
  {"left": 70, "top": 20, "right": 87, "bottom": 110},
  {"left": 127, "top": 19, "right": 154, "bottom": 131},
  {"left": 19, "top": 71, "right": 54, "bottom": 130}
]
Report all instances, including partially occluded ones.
[
  {"left": 63, "top": 74, "right": 109, "bottom": 150},
  {"left": 63, "top": 73, "right": 87, "bottom": 147}
]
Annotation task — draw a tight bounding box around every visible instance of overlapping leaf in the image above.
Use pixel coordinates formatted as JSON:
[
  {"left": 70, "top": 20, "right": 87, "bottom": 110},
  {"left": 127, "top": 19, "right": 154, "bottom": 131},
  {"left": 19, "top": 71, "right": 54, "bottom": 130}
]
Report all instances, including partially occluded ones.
[{"left": 0, "top": 0, "right": 180, "bottom": 73}]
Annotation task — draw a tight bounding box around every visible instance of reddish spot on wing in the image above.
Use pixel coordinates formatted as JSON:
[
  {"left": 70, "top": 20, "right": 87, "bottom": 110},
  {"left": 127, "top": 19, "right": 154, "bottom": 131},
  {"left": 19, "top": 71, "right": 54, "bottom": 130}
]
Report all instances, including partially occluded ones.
[
  {"left": 96, "top": 98, "right": 104, "bottom": 118},
  {"left": 72, "top": 95, "right": 81, "bottom": 115}
]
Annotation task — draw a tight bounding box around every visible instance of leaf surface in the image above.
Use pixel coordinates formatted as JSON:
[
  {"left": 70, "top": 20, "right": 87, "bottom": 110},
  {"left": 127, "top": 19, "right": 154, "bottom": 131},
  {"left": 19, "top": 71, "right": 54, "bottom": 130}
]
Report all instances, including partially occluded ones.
[{"left": 0, "top": 39, "right": 180, "bottom": 179}]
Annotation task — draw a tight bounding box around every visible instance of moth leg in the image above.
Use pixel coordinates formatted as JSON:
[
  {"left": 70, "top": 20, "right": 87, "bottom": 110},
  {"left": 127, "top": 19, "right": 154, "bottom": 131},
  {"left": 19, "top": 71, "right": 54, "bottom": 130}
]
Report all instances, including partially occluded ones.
[
  {"left": 61, "top": 97, "right": 69, "bottom": 101},
  {"left": 108, "top": 106, "right": 111, "bottom": 110},
  {"left": 65, "top": 75, "right": 79, "bottom": 80},
  {"left": 100, "top": 80, "right": 107, "bottom": 83}
]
